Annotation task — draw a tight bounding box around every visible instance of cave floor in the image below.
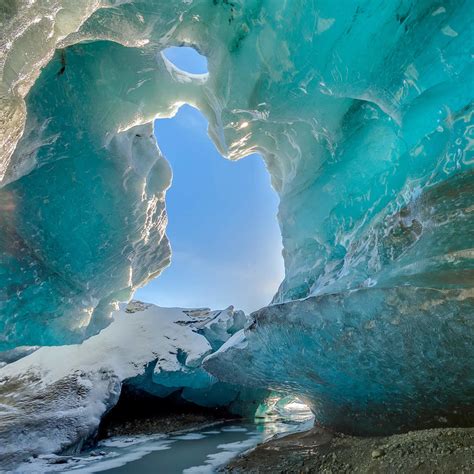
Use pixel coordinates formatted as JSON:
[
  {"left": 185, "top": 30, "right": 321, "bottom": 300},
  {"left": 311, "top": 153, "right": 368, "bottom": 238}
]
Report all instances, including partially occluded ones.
[{"left": 223, "top": 425, "right": 474, "bottom": 473}]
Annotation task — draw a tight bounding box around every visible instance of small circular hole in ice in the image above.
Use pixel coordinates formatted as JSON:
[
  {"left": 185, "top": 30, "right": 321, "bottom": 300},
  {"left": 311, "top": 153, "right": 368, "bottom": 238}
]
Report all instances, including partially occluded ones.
[{"left": 162, "top": 46, "right": 208, "bottom": 74}]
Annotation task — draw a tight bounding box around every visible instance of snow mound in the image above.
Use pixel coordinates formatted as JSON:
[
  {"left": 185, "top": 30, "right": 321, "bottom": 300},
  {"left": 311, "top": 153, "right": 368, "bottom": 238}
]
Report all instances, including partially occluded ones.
[{"left": 0, "top": 302, "right": 264, "bottom": 469}]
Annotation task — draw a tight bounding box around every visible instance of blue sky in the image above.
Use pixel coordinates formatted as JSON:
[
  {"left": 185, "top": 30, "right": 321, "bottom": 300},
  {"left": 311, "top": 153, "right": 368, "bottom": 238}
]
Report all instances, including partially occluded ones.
[{"left": 135, "top": 48, "right": 283, "bottom": 313}]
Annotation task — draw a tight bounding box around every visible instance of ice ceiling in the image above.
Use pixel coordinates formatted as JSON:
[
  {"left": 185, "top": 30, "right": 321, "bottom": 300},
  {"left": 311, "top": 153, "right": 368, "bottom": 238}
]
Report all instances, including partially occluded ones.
[{"left": 0, "top": 0, "right": 473, "bottom": 433}]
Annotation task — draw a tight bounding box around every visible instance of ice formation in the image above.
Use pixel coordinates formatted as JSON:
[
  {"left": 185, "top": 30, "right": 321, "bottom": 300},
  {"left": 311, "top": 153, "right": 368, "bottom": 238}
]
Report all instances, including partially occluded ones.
[
  {"left": 0, "top": 0, "right": 473, "bottom": 436},
  {"left": 205, "top": 287, "right": 474, "bottom": 434},
  {"left": 0, "top": 302, "right": 262, "bottom": 467}
]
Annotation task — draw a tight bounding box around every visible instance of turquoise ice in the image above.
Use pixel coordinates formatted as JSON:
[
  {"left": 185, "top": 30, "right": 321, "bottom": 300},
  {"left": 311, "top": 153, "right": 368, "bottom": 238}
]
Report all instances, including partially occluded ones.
[{"left": 0, "top": 0, "right": 472, "bottom": 433}]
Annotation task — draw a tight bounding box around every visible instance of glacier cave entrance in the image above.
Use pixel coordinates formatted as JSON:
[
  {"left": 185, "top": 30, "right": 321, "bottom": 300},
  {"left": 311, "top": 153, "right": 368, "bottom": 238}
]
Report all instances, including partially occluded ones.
[
  {"left": 134, "top": 102, "right": 284, "bottom": 313},
  {"left": 255, "top": 395, "right": 314, "bottom": 426},
  {"left": 135, "top": 46, "right": 284, "bottom": 312}
]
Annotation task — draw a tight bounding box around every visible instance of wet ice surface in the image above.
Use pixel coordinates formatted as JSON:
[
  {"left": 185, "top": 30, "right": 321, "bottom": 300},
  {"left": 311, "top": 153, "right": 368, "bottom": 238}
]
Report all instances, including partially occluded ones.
[{"left": 25, "top": 409, "right": 313, "bottom": 474}]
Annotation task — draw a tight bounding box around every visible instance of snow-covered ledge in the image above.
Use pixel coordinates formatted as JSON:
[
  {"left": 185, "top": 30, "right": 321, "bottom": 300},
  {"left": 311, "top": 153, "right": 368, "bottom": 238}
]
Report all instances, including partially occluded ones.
[{"left": 0, "top": 302, "right": 266, "bottom": 469}]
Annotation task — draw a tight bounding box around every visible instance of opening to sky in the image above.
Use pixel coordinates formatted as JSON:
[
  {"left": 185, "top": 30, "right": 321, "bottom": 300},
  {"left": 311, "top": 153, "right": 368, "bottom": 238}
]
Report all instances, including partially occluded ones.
[
  {"left": 162, "top": 46, "right": 208, "bottom": 74},
  {"left": 135, "top": 47, "right": 283, "bottom": 312},
  {"left": 135, "top": 103, "right": 284, "bottom": 313}
]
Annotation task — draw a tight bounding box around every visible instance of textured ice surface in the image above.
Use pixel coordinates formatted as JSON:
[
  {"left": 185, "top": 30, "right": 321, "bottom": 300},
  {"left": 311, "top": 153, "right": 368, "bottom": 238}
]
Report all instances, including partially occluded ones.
[
  {"left": 0, "top": 0, "right": 473, "bottom": 434},
  {"left": 205, "top": 287, "right": 474, "bottom": 434},
  {"left": 0, "top": 302, "right": 264, "bottom": 467},
  {"left": 1, "top": 0, "right": 471, "bottom": 347}
]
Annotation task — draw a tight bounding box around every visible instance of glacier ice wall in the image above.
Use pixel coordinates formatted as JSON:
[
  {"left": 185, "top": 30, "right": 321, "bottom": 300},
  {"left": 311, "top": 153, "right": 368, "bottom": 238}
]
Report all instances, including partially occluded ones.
[
  {"left": 1, "top": 40, "right": 177, "bottom": 347},
  {"left": 205, "top": 287, "right": 474, "bottom": 434},
  {"left": 0, "top": 0, "right": 473, "bottom": 433}
]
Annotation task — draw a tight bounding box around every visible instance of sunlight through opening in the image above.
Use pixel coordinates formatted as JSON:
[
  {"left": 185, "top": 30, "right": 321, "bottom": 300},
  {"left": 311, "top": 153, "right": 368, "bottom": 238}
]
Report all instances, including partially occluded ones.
[
  {"left": 135, "top": 104, "right": 283, "bottom": 313},
  {"left": 162, "top": 46, "right": 208, "bottom": 74}
]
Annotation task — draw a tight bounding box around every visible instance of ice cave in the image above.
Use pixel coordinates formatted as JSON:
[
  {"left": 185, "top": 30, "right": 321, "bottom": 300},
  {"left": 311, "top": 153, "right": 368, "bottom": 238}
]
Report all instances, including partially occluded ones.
[{"left": 0, "top": 0, "right": 473, "bottom": 472}]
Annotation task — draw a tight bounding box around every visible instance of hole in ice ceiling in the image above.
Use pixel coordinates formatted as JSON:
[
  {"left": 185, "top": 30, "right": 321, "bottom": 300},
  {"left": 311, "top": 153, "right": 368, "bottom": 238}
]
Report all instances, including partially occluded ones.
[
  {"left": 162, "top": 46, "right": 208, "bottom": 74},
  {"left": 134, "top": 104, "right": 284, "bottom": 313}
]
